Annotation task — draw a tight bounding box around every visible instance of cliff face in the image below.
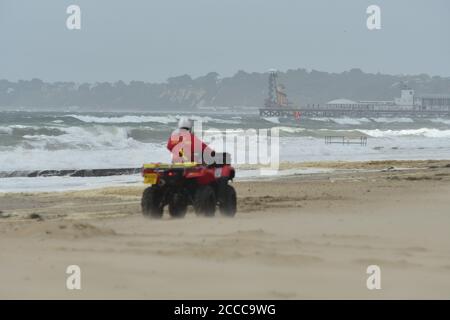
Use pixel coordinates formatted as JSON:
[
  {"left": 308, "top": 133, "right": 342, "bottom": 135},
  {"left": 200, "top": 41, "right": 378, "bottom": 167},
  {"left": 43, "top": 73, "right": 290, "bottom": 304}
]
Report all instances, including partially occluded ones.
[{"left": 1, "top": 69, "right": 449, "bottom": 110}]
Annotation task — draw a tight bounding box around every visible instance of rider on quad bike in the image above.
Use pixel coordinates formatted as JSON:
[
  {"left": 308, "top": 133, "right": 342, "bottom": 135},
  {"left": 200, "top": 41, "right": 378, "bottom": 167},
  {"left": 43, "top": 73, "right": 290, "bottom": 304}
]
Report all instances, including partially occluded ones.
[
  {"left": 140, "top": 117, "right": 237, "bottom": 219},
  {"left": 167, "top": 117, "right": 215, "bottom": 164}
]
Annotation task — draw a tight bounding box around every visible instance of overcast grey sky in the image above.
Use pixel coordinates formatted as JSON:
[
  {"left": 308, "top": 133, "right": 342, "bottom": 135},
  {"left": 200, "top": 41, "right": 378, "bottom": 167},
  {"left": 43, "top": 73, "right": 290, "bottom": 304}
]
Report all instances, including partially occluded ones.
[{"left": 0, "top": 0, "right": 449, "bottom": 83}]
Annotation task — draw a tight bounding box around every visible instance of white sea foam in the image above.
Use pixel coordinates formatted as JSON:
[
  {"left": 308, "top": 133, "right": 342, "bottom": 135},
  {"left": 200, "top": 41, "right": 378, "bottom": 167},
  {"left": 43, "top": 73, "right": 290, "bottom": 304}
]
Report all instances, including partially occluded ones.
[
  {"left": 66, "top": 114, "right": 240, "bottom": 125},
  {"left": 312, "top": 117, "right": 372, "bottom": 125},
  {"left": 370, "top": 117, "right": 414, "bottom": 123},
  {"left": 263, "top": 117, "right": 280, "bottom": 124},
  {"left": 8, "top": 125, "right": 39, "bottom": 129},
  {"left": 0, "top": 175, "right": 142, "bottom": 193},
  {"left": 359, "top": 128, "right": 450, "bottom": 138},
  {"left": 187, "top": 115, "right": 241, "bottom": 124},
  {"left": 0, "top": 126, "right": 13, "bottom": 135},
  {"left": 0, "top": 125, "right": 39, "bottom": 136},
  {"left": 67, "top": 114, "right": 178, "bottom": 124},
  {"left": 21, "top": 126, "right": 140, "bottom": 150},
  {"left": 275, "top": 126, "right": 305, "bottom": 133},
  {"left": 331, "top": 117, "right": 371, "bottom": 125},
  {"left": 0, "top": 142, "right": 170, "bottom": 172},
  {"left": 0, "top": 167, "right": 336, "bottom": 193},
  {"left": 310, "top": 117, "right": 331, "bottom": 122},
  {"left": 430, "top": 118, "right": 450, "bottom": 125}
]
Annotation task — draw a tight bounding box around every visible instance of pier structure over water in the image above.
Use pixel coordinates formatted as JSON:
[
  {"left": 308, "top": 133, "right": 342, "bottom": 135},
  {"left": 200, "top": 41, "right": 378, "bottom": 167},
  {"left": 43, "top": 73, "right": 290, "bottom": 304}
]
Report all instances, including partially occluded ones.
[
  {"left": 259, "top": 107, "right": 450, "bottom": 118},
  {"left": 259, "top": 76, "right": 450, "bottom": 118}
]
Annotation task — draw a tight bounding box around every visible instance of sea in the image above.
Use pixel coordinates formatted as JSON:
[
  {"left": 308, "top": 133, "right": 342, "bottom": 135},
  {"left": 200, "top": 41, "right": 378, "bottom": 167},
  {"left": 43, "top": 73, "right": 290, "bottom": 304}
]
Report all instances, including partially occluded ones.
[{"left": 1, "top": 110, "right": 450, "bottom": 192}]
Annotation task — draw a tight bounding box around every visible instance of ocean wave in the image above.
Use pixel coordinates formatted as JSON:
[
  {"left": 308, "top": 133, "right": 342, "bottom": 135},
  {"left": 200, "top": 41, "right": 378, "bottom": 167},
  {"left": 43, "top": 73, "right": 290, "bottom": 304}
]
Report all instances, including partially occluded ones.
[
  {"left": 0, "top": 125, "right": 65, "bottom": 137},
  {"left": 262, "top": 117, "right": 280, "bottom": 124},
  {"left": 310, "top": 117, "right": 331, "bottom": 122},
  {"left": 0, "top": 144, "right": 169, "bottom": 172},
  {"left": 0, "top": 126, "right": 13, "bottom": 135},
  {"left": 21, "top": 126, "right": 145, "bottom": 150},
  {"left": 66, "top": 114, "right": 178, "bottom": 124},
  {"left": 203, "top": 126, "right": 400, "bottom": 138},
  {"left": 359, "top": 128, "right": 450, "bottom": 138},
  {"left": 370, "top": 117, "right": 414, "bottom": 123},
  {"left": 311, "top": 117, "right": 371, "bottom": 125},
  {"left": 331, "top": 117, "right": 371, "bottom": 125},
  {"left": 311, "top": 117, "right": 414, "bottom": 124},
  {"left": 65, "top": 114, "right": 241, "bottom": 125},
  {"left": 430, "top": 118, "right": 450, "bottom": 125},
  {"left": 182, "top": 115, "right": 241, "bottom": 125},
  {"left": 273, "top": 126, "right": 305, "bottom": 133},
  {"left": 8, "top": 124, "right": 39, "bottom": 129}
]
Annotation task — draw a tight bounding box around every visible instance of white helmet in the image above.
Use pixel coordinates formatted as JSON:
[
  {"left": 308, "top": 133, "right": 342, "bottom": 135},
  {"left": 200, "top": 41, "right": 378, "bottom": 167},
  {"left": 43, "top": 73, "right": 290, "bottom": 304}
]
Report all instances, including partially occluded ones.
[{"left": 178, "top": 117, "right": 193, "bottom": 131}]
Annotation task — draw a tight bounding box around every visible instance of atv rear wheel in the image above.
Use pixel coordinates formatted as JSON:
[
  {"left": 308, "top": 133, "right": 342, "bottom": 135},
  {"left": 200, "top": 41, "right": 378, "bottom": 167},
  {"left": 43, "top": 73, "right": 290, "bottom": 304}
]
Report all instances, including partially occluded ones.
[
  {"left": 194, "top": 185, "right": 216, "bottom": 217},
  {"left": 141, "top": 186, "right": 164, "bottom": 218},
  {"left": 168, "top": 193, "right": 188, "bottom": 218},
  {"left": 219, "top": 184, "right": 237, "bottom": 217}
]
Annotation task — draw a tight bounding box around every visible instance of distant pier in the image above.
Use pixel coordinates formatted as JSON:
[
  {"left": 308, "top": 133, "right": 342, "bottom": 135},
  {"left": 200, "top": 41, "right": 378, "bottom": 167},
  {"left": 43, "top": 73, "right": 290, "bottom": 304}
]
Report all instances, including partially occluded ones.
[
  {"left": 259, "top": 108, "right": 302, "bottom": 117},
  {"left": 260, "top": 107, "right": 450, "bottom": 118},
  {"left": 259, "top": 75, "right": 450, "bottom": 119}
]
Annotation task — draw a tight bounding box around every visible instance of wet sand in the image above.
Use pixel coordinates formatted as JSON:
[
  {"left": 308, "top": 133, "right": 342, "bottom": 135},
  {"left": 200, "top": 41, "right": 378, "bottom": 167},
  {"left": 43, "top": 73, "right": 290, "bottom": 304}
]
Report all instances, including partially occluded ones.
[{"left": 1, "top": 160, "right": 450, "bottom": 299}]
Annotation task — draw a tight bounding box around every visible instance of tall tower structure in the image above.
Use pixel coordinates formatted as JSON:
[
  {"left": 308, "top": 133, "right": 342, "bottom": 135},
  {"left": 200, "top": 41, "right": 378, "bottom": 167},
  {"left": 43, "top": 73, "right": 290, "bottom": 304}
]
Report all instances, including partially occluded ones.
[
  {"left": 265, "top": 69, "right": 278, "bottom": 107},
  {"left": 265, "top": 69, "right": 289, "bottom": 108}
]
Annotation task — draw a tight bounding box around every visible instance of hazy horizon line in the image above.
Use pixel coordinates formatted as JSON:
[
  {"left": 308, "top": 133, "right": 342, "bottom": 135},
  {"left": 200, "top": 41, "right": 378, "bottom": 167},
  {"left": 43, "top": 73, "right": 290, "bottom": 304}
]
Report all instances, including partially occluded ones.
[{"left": 2, "top": 66, "right": 449, "bottom": 84}]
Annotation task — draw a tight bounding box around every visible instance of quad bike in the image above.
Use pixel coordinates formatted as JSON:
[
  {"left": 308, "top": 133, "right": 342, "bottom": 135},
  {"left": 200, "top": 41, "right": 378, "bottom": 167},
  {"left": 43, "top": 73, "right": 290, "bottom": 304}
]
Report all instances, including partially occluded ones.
[{"left": 140, "top": 153, "right": 236, "bottom": 219}]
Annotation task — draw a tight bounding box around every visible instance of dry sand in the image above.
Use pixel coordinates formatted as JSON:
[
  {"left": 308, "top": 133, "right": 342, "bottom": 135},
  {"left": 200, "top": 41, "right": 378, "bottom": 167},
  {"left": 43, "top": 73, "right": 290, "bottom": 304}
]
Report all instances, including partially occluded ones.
[{"left": 1, "top": 160, "right": 450, "bottom": 299}]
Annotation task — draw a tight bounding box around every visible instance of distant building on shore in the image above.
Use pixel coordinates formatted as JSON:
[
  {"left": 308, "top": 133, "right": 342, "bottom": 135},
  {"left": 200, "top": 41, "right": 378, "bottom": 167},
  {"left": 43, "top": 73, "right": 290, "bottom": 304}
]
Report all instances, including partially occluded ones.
[{"left": 325, "top": 87, "right": 450, "bottom": 112}]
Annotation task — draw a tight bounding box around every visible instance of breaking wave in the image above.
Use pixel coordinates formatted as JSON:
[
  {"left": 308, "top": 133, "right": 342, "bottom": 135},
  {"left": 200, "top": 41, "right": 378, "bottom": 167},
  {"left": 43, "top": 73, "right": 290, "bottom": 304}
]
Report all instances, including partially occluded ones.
[
  {"left": 275, "top": 126, "right": 306, "bottom": 134},
  {"left": 0, "top": 125, "right": 65, "bottom": 137},
  {"left": 20, "top": 126, "right": 143, "bottom": 150},
  {"left": 370, "top": 117, "right": 414, "bottom": 123},
  {"left": 66, "top": 114, "right": 178, "bottom": 124},
  {"left": 262, "top": 117, "right": 280, "bottom": 124},
  {"left": 0, "top": 125, "right": 170, "bottom": 171},
  {"left": 0, "top": 126, "right": 13, "bottom": 135},
  {"left": 65, "top": 114, "right": 241, "bottom": 125},
  {"left": 359, "top": 128, "right": 450, "bottom": 138},
  {"left": 430, "top": 118, "right": 450, "bottom": 125},
  {"left": 330, "top": 117, "right": 371, "bottom": 125},
  {"left": 311, "top": 117, "right": 414, "bottom": 124}
]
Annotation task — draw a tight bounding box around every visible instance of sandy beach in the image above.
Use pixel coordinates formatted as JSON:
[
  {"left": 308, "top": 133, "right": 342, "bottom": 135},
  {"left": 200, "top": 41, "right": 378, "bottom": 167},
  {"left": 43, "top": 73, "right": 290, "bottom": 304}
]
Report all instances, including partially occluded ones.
[{"left": 1, "top": 160, "right": 450, "bottom": 299}]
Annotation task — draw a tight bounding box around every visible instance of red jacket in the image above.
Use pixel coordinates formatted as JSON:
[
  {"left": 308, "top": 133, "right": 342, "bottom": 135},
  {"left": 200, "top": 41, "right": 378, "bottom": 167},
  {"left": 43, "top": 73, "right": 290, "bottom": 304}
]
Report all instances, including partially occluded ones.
[{"left": 167, "top": 129, "right": 214, "bottom": 163}]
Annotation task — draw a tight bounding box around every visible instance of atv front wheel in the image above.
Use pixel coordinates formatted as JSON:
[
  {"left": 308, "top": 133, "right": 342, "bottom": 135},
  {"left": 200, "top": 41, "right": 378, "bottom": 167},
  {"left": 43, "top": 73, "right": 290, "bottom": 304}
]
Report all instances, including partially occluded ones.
[
  {"left": 168, "top": 193, "right": 188, "bottom": 218},
  {"left": 219, "top": 184, "right": 237, "bottom": 217},
  {"left": 194, "top": 185, "right": 216, "bottom": 217},
  {"left": 141, "top": 186, "right": 164, "bottom": 218}
]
